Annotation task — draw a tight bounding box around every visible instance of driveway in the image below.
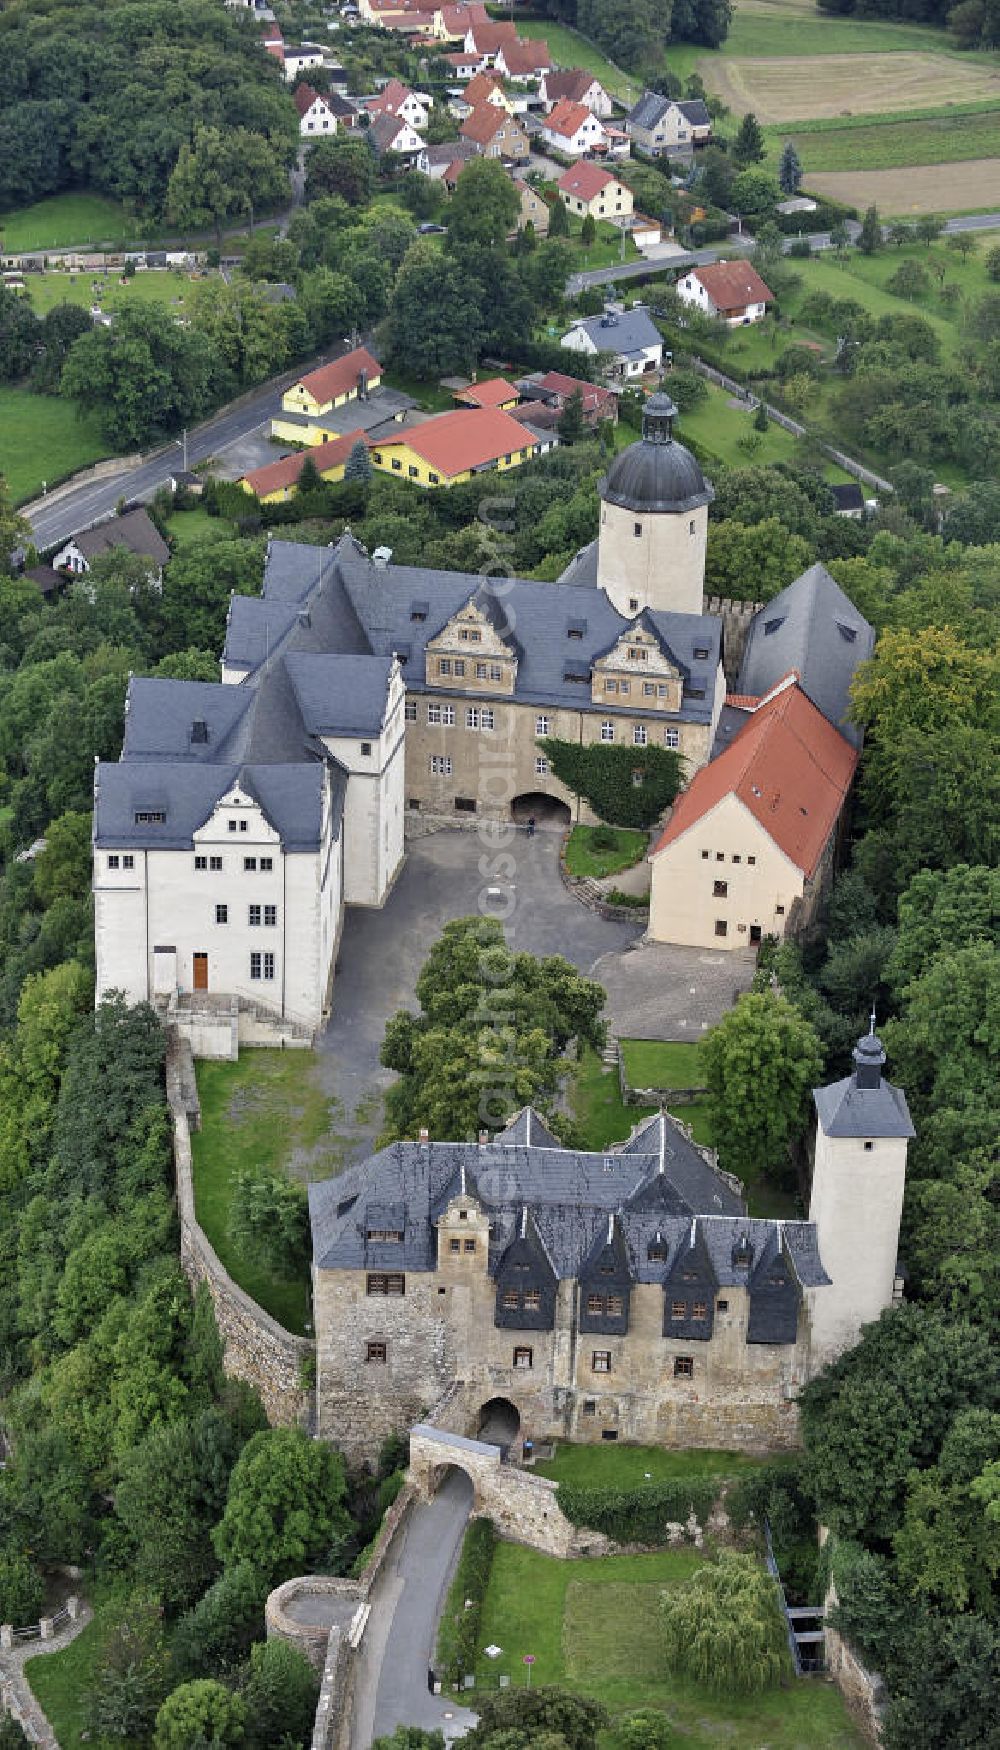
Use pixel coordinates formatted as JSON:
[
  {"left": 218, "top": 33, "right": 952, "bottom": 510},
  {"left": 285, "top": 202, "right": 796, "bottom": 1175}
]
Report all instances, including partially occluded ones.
[
  {"left": 595, "top": 940, "right": 757, "bottom": 1041},
  {"left": 352, "top": 1468, "right": 479, "bottom": 1749},
  {"left": 316, "top": 825, "right": 641, "bottom": 1160}
]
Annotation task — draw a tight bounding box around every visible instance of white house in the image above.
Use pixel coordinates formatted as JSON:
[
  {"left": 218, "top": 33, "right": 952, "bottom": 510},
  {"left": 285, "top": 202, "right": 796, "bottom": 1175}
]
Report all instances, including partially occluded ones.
[
  {"left": 53, "top": 508, "right": 170, "bottom": 583},
  {"left": 368, "top": 111, "right": 428, "bottom": 168},
  {"left": 676, "top": 262, "right": 774, "bottom": 326},
  {"left": 366, "top": 77, "right": 430, "bottom": 129},
  {"left": 294, "top": 84, "right": 337, "bottom": 137},
  {"left": 541, "top": 98, "right": 608, "bottom": 158},
  {"left": 626, "top": 92, "right": 712, "bottom": 157},
  {"left": 561, "top": 305, "right": 663, "bottom": 379},
  {"left": 540, "top": 68, "right": 613, "bottom": 118},
  {"left": 283, "top": 44, "right": 327, "bottom": 82}
]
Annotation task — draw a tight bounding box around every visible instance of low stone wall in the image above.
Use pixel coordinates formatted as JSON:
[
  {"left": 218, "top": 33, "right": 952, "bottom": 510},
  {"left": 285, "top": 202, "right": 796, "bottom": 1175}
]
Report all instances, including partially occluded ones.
[
  {"left": 166, "top": 1028, "right": 314, "bottom": 1428},
  {"left": 824, "top": 1584, "right": 887, "bottom": 1746},
  {"left": 312, "top": 1625, "right": 353, "bottom": 1750}
]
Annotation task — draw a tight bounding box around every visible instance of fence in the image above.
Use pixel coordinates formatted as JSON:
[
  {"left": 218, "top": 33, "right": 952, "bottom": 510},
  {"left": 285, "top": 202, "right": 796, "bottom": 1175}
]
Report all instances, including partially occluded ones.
[
  {"left": 689, "top": 358, "right": 894, "bottom": 495},
  {"left": 1, "top": 1600, "right": 78, "bottom": 1649}
]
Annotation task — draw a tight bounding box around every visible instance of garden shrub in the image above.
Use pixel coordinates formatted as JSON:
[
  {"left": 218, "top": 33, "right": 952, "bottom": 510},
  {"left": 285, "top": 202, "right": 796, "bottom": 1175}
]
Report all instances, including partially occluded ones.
[
  {"left": 660, "top": 1551, "right": 790, "bottom": 1695},
  {"left": 558, "top": 1477, "right": 720, "bottom": 1544},
  {"left": 539, "top": 741, "right": 682, "bottom": 830},
  {"left": 618, "top": 1709, "right": 673, "bottom": 1749},
  {"left": 589, "top": 824, "right": 618, "bottom": 851},
  {"left": 0, "top": 1551, "right": 44, "bottom": 1628},
  {"left": 434, "top": 1518, "right": 496, "bottom": 1685}
]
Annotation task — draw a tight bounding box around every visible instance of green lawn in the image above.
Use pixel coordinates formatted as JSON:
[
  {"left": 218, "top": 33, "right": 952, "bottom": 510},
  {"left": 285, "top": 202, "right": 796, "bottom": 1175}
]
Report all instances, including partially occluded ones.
[
  {"left": 620, "top": 1039, "right": 704, "bottom": 1091},
  {"left": 473, "top": 1542, "right": 865, "bottom": 1748},
  {"left": 24, "top": 265, "right": 195, "bottom": 318},
  {"left": 565, "top": 825, "right": 647, "bottom": 879},
  {"left": 0, "top": 386, "right": 112, "bottom": 505},
  {"left": 381, "top": 366, "right": 456, "bottom": 411},
  {"left": 518, "top": 20, "right": 638, "bottom": 101},
  {"left": 676, "top": 382, "right": 804, "bottom": 472},
  {"left": 571, "top": 1047, "right": 656, "bottom": 1151},
  {"left": 769, "top": 106, "right": 1000, "bottom": 173},
  {"left": 164, "top": 506, "right": 232, "bottom": 549},
  {"left": 24, "top": 1585, "right": 123, "bottom": 1750},
  {"left": 0, "top": 192, "right": 145, "bottom": 252},
  {"left": 191, "top": 1050, "right": 349, "bottom": 1335},
  {"left": 533, "top": 1441, "right": 759, "bottom": 1486}
]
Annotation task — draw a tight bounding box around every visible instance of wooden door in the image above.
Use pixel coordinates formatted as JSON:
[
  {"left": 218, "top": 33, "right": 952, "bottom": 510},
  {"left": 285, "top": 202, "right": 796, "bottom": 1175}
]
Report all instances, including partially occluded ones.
[{"left": 193, "top": 953, "right": 209, "bottom": 991}]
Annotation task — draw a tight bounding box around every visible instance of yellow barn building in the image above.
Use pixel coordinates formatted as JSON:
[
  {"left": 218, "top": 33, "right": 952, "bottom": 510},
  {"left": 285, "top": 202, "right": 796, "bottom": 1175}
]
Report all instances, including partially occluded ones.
[
  {"left": 368, "top": 407, "right": 538, "bottom": 488},
  {"left": 272, "top": 347, "right": 382, "bottom": 445}
]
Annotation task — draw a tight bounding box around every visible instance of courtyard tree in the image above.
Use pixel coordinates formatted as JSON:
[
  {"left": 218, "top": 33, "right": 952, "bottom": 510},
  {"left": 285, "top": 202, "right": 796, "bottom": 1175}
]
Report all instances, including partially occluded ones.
[
  {"left": 702, "top": 990, "right": 822, "bottom": 1186},
  {"left": 213, "top": 1427, "right": 352, "bottom": 1588},
  {"left": 660, "top": 1552, "right": 789, "bottom": 1694}
]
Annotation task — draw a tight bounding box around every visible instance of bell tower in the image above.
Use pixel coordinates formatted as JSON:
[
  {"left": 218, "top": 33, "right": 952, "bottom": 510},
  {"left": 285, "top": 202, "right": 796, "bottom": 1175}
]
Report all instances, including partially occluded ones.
[
  {"left": 597, "top": 394, "right": 714, "bottom": 619},
  {"left": 807, "top": 1019, "right": 915, "bottom": 1368}
]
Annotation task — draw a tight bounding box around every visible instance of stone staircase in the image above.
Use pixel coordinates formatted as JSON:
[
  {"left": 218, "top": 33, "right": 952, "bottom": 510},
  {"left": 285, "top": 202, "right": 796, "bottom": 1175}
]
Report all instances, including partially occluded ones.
[{"left": 601, "top": 1030, "right": 620, "bottom": 1071}]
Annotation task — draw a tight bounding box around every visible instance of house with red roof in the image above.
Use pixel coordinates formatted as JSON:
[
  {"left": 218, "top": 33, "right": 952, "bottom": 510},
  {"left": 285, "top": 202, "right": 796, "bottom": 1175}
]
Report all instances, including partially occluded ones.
[
  {"left": 364, "top": 78, "right": 430, "bottom": 130},
  {"left": 368, "top": 407, "right": 538, "bottom": 487},
  {"left": 456, "top": 70, "right": 511, "bottom": 117},
  {"left": 541, "top": 98, "right": 609, "bottom": 158},
  {"left": 278, "top": 348, "right": 382, "bottom": 423},
  {"left": 463, "top": 19, "right": 518, "bottom": 65},
  {"left": 435, "top": 2, "right": 490, "bottom": 41},
  {"left": 540, "top": 68, "right": 613, "bottom": 118},
  {"left": 556, "top": 163, "right": 633, "bottom": 222},
  {"left": 515, "top": 369, "right": 617, "bottom": 425},
  {"left": 453, "top": 377, "right": 520, "bottom": 411},
  {"left": 294, "top": 84, "right": 337, "bottom": 138},
  {"left": 459, "top": 104, "right": 529, "bottom": 161},
  {"left": 494, "top": 37, "right": 551, "bottom": 81},
  {"left": 240, "top": 430, "right": 370, "bottom": 503},
  {"left": 676, "top": 261, "right": 775, "bottom": 326},
  {"left": 648, "top": 676, "right": 858, "bottom": 950}
]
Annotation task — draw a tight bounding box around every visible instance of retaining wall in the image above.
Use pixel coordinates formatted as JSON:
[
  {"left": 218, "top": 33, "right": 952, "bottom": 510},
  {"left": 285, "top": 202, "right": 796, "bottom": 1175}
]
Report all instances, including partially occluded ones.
[
  {"left": 824, "top": 1583, "right": 886, "bottom": 1745},
  {"left": 165, "top": 1027, "right": 314, "bottom": 1427}
]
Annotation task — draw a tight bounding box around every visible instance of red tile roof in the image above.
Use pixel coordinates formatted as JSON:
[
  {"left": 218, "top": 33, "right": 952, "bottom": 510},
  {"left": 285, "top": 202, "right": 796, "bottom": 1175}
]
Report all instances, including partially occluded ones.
[
  {"left": 557, "top": 161, "right": 617, "bottom": 201},
  {"left": 293, "top": 83, "right": 326, "bottom": 118},
  {"left": 441, "top": 2, "right": 489, "bottom": 30},
  {"left": 243, "top": 429, "right": 369, "bottom": 497},
  {"left": 461, "top": 70, "right": 505, "bottom": 107},
  {"left": 689, "top": 260, "right": 774, "bottom": 312},
  {"left": 376, "top": 408, "right": 536, "bottom": 477},
  {"left": 460, "top": 103, "right": 516, "bottom": 145},
  {"left": 544, "top": 98, "right": 594, "bottom": 139},
  {"left": 454, "top": 377, "right": 520, "bottom": 409},
  {"left": 543, "top": 68, "right": 600, "bottom": 105},
  {"left": 295, "top": 347, "right": 381, "bottom": 406},
  {"left": 534, "top": 370, "right": 616, "bottom": 418},
  {"left": 468, "top": 21, "right": 518, "bottom": 52},
  {"left": 651, "top": 682, "right": 857, "bottom": 878},
  {"left": 372, "top": 77, "right": 416, "bottom": 113},
  {"left": 499, "top": 37, "right": 551, "bottom": 73}
]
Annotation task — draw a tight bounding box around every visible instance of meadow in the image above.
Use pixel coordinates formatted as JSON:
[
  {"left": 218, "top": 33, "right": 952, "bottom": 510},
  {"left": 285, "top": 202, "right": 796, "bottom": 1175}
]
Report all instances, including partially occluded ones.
[
  {"left": 704, "top": 48, "right": 1000, "bottom": 124},
  {"left": 0, "top": 387, "right": 111, "bottom": 505},
  {"left": 806, "top": 160, "right": 1000, "bottom": 217},
  {"left": 0, "top": 192, "right": 144, "bottom": 252},
  {"left": 768, "top": 106, "right": 1000, "bottom": 172},
  {"left": 23, "top": 266, "right": 195, "bottom": 318}
]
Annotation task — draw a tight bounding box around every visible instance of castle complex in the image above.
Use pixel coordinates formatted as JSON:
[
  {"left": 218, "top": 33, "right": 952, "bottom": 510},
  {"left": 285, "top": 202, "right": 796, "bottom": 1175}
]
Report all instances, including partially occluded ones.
[
  {"left": 93, "top": 396, "right": 871, "bottom": 1033},
  {"left": 309, "top": 1029, "right": 913, "bottom": 1462}
]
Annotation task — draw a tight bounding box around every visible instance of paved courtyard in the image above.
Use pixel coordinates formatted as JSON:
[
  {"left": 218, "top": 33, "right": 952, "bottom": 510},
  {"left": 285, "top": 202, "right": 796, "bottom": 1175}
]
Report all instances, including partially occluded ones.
[{"left": 596, "top": 940, "right": 757, "bottom": 1042}]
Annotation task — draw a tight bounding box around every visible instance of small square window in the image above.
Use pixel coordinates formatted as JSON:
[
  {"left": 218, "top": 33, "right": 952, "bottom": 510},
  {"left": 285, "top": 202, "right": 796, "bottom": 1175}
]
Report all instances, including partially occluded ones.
[
  {"left": 450, "top": 1238, "right": 461, "bottom": 1253},
  {"left": 107, "top": 854, "right": 120, "bottom": 869},
  {"left": 244, "top": 857, "right": 257, "bottom": 872},
  {"left": 747, "top": 855, "right": 756, "bottom": 866},
  {"left": 671, "top": 1300, "right": 686, "bottom": 1320},
  {"left": 716, "top": 852, "right": 725, "bottom": 862},
  {"left": 717, "top": 1298, "right": 729, "bottom": 1313},
  {"left": 775, "top": 904, "right": 785, "bottom": 916},
  {"left": 195, "top": 855, "right": 207, "bottom": 870},
  {"left": 732, "top": 855, "right": 741, "bottom": 864},
  {"left": 715, "top": 920, "right": 728, "bottom": 938},
  {"left": 366, "top": 1341, "right": 387, "bottom": 1364},
  {"left": 260, "top": 856, "right": 273, "bottom": 871},
  {"left": 513, "top": 1346, "right": 533, "bottom": 1369},
  {"left": 210, "top": 856, "right": 222, "bottom": 871},
  {"left": 628, "top": 598, "right": 639, "bottom": 612},
  {"left": 463, "top": 1239, "right": 476, "bottom": 1254},
  {"left": 692, "top": 1301, "right": 707, "bottom": 1320},
  {"left": 713, "top": 880, "right": 728, "bottom": 898},
  {"left": 216, "top": 904, "right": 228, "bottom": 924},
  {"left": 361, "top": 742, "right": 372, "bottom": 757},
  {"left": 583, "top": 1399, "right": 596, "bottom": 1415},
  {"left": 502, "top": 1289, "right": 518, "bottom": 1309},
  {"left": 674, "top": 1356, "right": 694, "bottom": 1379},
  {"left": 239, "top": 820, "right": 248, "bottom": 832},
  {"left": 701, "top": 850, "right": 710, "bottom": 861},
  {"left": 122, "top": 854, "right": 134, "bottom": 870},
  {"left": 228, "top": 821, "right": 237, "bottom": 833},
  {"left": 592, "top": 1350, "right": 611, "bottom": 1373},
  {"left": 524, "top": 1289, "right": 541, "bottom": 1311},
  {"left": 863, "top": 1140, "right": 874, "bottom": 1152}
]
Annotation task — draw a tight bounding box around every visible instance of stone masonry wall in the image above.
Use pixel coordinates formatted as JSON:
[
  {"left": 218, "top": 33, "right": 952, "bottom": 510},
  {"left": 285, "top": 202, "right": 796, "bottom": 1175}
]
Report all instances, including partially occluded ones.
[
  {"left": 824, "top": 1583, "right": 886, "bottom": 1746},
  {"left": 166, "top": 1028, "right": 314, "bottom": 1427}
]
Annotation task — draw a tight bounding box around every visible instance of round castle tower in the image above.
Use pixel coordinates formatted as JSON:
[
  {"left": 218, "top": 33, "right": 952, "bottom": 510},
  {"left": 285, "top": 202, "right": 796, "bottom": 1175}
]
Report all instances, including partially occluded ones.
[{"left": 597, "top": 393, "right": 714, "bottom": 619}]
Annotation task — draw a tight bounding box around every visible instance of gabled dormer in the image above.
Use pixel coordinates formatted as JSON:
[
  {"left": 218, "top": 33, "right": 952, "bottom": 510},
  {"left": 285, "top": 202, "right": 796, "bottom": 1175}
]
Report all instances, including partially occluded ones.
[
  {"left": 434, "top": 1158, "right": 490, "bottom": 1272},
  {"left": 425, "top": 593, "right": 518, "bottom": 695},
  {"left": 662, "top": 1220, "right": 717, "bottom": 1341},
  {"left": 196, "top": 778, "right": 280, "bottom": 849},
  {"left": 579, "top": 1212, "right": 632, "bottom": 1335},
  {"left": 495, "top": 1206, "right": 558, "bottom": 1330},
  {"left": 747, "top": 1231, "right": 802, "bottom": 1345},
  {"left": 591, "top": 617, "right": 686, "bottom": 712}
]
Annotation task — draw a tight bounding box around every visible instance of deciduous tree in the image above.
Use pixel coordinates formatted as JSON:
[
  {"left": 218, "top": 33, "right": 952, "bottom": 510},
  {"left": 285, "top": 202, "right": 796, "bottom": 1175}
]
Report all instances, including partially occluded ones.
[{"left": 702, "top": 990, "right": 823, "bottom": 1185}]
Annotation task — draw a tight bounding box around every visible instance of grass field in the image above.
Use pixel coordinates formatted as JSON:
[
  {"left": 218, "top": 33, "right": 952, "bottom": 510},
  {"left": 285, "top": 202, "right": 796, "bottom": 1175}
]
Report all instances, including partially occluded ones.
[
  {"left": 0, "top": 386, "right": 111, "bottom": 505},
  {"left": 807, "top": 159, "right": 1000, "bottom": 216},
  {"left": 565, "top": 825, "right": 647, "bottom": 879},
  {"left": 192, "top": 1050, "right": 348, "bottom": 1335},
  {"left": 703, "top": 49, "right": 1000, "bottom": 123},
  {"left": 163, "top": 506, "right": 231, "bottom": 549},
  {"left": 676, "top": 382, "right": 803, "bottom": 470},
  {"left": 620, "top": 1038, "right": 704, "bottom": 1090},
  {"left": 24, "top": 266, "right": 195, "bottom": 318},
  {"left": 533, "top": 1440, "right": 756, "bottom": 1485},
  {"left": 473, "top": 1542, "right": 866, "bottom": 1747},
  {"left": 774, "top": 107, "right": 1000, "bottom": 172},
  {"left": 0, "top": 192, "right": 144, "bottom": 252},
  {"left": 24, "top": 1586, "right": 122, "bottom": 1750}
]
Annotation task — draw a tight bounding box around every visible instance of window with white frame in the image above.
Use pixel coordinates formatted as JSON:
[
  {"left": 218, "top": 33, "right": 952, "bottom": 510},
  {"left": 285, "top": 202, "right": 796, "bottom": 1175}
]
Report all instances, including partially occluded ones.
[
  {"left": 535, "top": 756, "right": 549, "bottom": 776},
  {"left": 430, "top": 755, "right": 453, "bottom": 775},
  {"left": 123, "top": 854, "right": 134, "bottom": 870},
  {"left": 107, "top": 855, "right": 119, "bottom": 869},
  {"left": 633, "top": 725, "right": 647, "bottom": 746},
  {"left": 601, "top": 721, "right": 615, "bottom": 742},
  {"left": 476, "top": 662, "right": 488, "bottom": 679},
  {"left": 260, "top": 856, "right": 273, "bottom": 872},
  {"left": 664, "top": 727, "right": 680, "bottom": 749},
  {"left": 481, "top": 708, "right": 494, "bottom": 730},
  {"left": 536, "top": 714, "right": 550, "bottom": 736},
  {"left": 427, "top": 703, "right": 455, "bottom": 726},
  {"left": 489, "top": 663, "right": 503, "bottom": 682},
  {"left": 466, "top": 707, "right": 479, "bottom": 729},
  {"left": 210, "top": 855, "right": 222, "bottom": 871},
  {"left": 249, "top": 904, "right": 261, "bottom": 926},
  {"left": 194, "top": 855, "right": 207, "bottom": 870},
  {"left": 264, "top": 905, "right": 277, "bottom": 927},
  {"left": 216, "top": 904, "right": 228, "bottom": 924},
  {"left": 405, "top": 698, "right": 417, "bottom": 721}
]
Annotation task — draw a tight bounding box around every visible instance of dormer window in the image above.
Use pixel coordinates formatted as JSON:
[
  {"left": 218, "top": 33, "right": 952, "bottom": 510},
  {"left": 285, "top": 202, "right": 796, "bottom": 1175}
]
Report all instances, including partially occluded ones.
[
  {"left": 367, "top": 1228, "right": 403, "bottom": 1243},
  {"left": 134, "top": 810, "right": 166, "bottom": 825},
  {"left": 627, "top": 646, "right": 648, "bottom": 662},
  {"left": 693, "top": 644, "right": 710, "bottom": 660}
]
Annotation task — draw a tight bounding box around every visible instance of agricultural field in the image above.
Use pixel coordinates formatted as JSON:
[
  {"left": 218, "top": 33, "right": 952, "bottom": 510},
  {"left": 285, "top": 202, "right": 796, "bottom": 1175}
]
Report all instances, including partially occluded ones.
[
  {"left": 0, "top": 191, "right": 144, "bottom": 252},
  {"left": 0, "top": 386, "right": 111, "bottom": 505},
  {"left": 769, "top": 107, "right": 1000, "bottom": 173},
  {"left": 807, "top": 160, "right": 1000, "bottom": 217},
  {"left": 703, "top": 49, "right": 1000, "bottom": 124}
]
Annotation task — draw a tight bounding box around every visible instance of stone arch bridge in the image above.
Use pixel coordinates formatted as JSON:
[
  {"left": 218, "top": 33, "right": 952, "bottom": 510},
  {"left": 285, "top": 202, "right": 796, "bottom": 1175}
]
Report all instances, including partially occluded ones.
[{"left": 408, "top": 1423, "right": 595, "bottom": 1559}]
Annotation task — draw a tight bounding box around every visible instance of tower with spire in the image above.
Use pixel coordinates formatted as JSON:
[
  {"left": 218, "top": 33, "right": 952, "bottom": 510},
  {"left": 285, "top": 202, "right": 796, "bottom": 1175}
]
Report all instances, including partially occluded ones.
[
  {"left": 807, "top": 1018, "right": 914, "bottom": 1365},
  {"left": 596, "top": 393, "right": 714, "bottom": 619}
]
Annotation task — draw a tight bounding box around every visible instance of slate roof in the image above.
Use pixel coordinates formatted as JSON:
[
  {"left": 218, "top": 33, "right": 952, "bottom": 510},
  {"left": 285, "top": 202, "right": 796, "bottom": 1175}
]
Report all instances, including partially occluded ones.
[
  {"left": 284, "top": 653, "right": 395, "bottom": 737},
  {"left": 814, "top": 1035, "right": 915, "bottom": 1139},
  {"left": 628, "top": 90, "right": 671, "bottom": 131},
  {"left": 831, "top": 482, "right": 865, "bottom": 512},
  {"left": 737, "top": 563, "right": 873, "bottom": 749},
  {"left": 369, "top": 112, "right": 421, "bottom": 153},
  {"left": 651, "top": 680, "right": 857, "bottom": 878},
  {"left": 93, "top": 759, "right": 329, "bottom": 852},
  {"left": 69, "top": 508, "right": 169, "bottom": 568},
  {"left": 678, "top": 98, "right": 710, "bottom": 127},
  {"left": 565, "top": 306, "right": 662, "bottom": 359},
  {"left": 497, "top": 1106, "right": 564, "bottom": 1150}
]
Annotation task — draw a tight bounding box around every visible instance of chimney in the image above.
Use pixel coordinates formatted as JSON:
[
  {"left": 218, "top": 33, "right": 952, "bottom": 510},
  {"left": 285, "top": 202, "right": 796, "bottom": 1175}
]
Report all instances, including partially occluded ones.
[
  {"left": 358, "top": 368, "right": 368, "bottom": 400},
  {"left": 372, "top": 546, "right": 392, "bottom": 570},
  {"left": 418, "top": 1127, "right": 429, "bottom": 1143},
  {"left": 478, "top": 1130, "right": 489, "bottom": 1146}
]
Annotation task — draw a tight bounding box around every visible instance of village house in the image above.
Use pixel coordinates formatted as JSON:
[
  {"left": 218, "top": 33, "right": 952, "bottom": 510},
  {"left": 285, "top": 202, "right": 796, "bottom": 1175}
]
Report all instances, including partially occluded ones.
[
  {"left": 53, "top": 507, "right": 170, "bottom": 583},
  {"left": 494, "top": 37, "right": 551, "bottom": 82},
  {"left": 275, "top": 347, "right": 382, "bottom": 431},
  {"left": 561, "top": 304, "right": 664, "bottom": 379},
  {"left": 368, "top": 406, "right": 538, "bottom": 486},
  {"left": 516, "top": 369, "right": 617, "bottom": 427},
  {"left": 364, "top": 77, "right": 430, "bottom": 130},
  {"left": 454, "top": 70, "right": 511, "bottom": 119},
  {"left": 463, "top": 18, "right": 518, "bottom": 67},
  {"left": 541, "top": 97, "right": 609, "bottom": 158},
  {"left": 557, "top": 162, "right": 634, "bottom": 222},
  {"left": 443, "top": 48, "right": 481, "bottom": 79},
  {"left": 676, "top": 262, "right": 775, "bottom": 326},
  {"left": 309, "top": 1028, "right": 914, "bottom": 1460},
  {"left": 434, "top": 2, "right": 490, "bottom": 41},
  {"left": 240, "top": 429, "right": 370, "bottom": 504},
  {"left": 425, "top": 139, "right": 482, "bottom": 182},
  {"left": 459, "top": 104, "right": 530, "bottom": 161},
  {"left": 511, "top": 175, "right": 549, "bottom": 236},
  {"left": 626, "top": 91, "right": 712, "bottom": 158},
  {"left": 294, "top": 84, "right": 337, "bottom": 137},
  {"left": 452, "top": 378, "right": 521, "bottom": 411},
  {"left": 282, "top": 43, "right": 327, "bottom": 83},
  {"left": 368, "top": 111, "right": 428, "bottom": 169},
  {"left": 540, "top": 67, "right": 613, "bottom": 118}
]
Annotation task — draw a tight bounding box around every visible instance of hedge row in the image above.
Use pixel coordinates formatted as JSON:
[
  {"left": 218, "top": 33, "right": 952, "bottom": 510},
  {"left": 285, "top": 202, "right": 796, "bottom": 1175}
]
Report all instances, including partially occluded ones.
[
  {"left": 435, "top": 1517, "right": 497, "bottom": 1686},
  {"left": 558, "top": 1477, "right": 722, "bottom": 1543}
]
